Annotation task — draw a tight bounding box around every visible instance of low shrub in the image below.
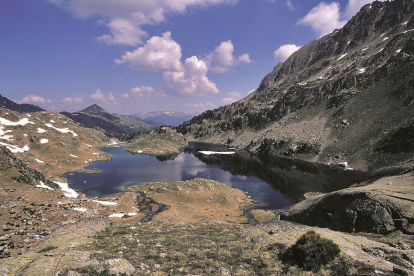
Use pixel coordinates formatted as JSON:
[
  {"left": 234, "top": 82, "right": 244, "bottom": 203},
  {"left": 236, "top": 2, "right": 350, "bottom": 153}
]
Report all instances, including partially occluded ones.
[{"left": 279, "top": 230, "right": 340, "bottom": 271}]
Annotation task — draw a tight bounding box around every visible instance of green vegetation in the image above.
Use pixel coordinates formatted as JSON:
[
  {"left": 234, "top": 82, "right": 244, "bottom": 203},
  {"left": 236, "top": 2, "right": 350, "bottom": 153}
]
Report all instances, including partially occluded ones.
[
  {"left": 279, "top": 230, "right": 340, "bottom": 272},
  {"left": 76, "top": 222, "right": 367, "bottom": 275},
  {"left": 82, "top": 222, "right": 285, "bottom": 275}
]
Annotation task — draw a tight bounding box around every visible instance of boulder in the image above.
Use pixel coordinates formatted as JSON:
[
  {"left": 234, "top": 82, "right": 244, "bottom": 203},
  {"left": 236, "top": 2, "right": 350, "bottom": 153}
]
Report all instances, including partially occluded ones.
[
  {"left": 98, "top": 258, "right": 135, "bottom": 276},
  {"left": 280, "top": 172, "right": 414, "bottom": 235}
]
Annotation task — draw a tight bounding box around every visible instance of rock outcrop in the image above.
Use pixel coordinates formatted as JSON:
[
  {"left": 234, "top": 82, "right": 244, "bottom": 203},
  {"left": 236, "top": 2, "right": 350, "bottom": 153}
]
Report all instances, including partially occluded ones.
[
  {"left": 0, "top": 217, "right": 109, "bottom": 276},
  {"left": 242, "top": 219, "right": 414, "bottom": 274},
  {"left": 280, "top": 172, "right": 414, "bottom": 235}
]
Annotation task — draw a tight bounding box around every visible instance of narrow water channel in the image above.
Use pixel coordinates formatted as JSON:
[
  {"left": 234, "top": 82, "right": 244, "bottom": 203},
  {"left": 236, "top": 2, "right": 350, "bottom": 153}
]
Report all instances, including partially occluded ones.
[{"left": 63, "top": 142, "right": 366, "bottom": 211}]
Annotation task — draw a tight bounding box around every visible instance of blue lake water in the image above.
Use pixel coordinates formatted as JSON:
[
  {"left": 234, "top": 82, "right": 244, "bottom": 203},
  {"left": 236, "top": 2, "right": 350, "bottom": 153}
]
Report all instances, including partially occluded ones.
[{"left": 63, "top": 142, "right": 366, "bottom": 211}]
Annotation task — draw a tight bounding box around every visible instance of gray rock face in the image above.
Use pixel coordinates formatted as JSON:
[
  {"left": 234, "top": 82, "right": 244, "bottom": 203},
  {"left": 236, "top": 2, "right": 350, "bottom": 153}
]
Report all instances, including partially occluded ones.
[
  {"left": 98, "top": 258, "right": 135, "bottom": 276},
  {"left": 280, "top": 172, "right": 414, "bottom": 235}
]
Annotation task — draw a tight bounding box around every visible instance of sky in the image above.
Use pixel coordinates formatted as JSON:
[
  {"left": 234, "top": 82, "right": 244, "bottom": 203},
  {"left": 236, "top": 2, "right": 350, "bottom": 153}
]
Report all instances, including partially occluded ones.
[{"left": 0, "top": 0, "right": 383, "bottom": 115}]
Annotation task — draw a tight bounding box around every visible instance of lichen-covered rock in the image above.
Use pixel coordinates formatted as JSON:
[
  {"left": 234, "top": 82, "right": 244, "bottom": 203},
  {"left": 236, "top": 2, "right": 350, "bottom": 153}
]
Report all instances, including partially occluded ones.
[
  {"left": 280, "top": 172, "right": 414, "bottom": 235},
  {"left": 97, "top": 258, "right": 135, "bottom": 275}
]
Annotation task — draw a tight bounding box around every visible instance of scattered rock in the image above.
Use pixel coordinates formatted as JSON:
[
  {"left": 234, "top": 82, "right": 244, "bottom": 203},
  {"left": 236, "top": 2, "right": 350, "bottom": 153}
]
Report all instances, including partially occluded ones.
[
  {"left": 139, "top": 262, "right": 150, "bottom": 271},
  {"left": 67, "top": 270, "right": 82, "bottom": 276},
  {"left": 218, "top": 267, "right": 231, "bottom": 276},
  {"left": 98, "top": 258, "right": 135, "bottom": 276}
]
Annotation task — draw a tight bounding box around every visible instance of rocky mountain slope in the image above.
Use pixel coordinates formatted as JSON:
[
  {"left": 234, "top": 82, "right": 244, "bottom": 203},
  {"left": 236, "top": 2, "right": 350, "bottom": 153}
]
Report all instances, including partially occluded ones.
[
  {"left": 177, "top": 0, "right": 414, "bottom": 171},
  {"left": 0, "top": 94, "right": 45, "bottom": 113},
  {"left": 0, "top": 108, "right": 122, "bottom": 258},
  {"left": 61, "top": 104, "right": 155, "bottom": 134},
  {"left": 0, "top": 108, "right": 113, "bottom": 176}
]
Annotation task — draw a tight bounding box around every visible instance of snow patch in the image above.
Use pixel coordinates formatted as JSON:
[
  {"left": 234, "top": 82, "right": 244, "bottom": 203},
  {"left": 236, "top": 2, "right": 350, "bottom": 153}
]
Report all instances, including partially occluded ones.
[
  {"left": 128, "top": 212, "right": 138, "bottom": 216},
  {"left": 403, "top": 29, "right": 414, "bottom": 34},
  {"left": 0, "top": 128, "right": 13, "bottom": 141},
  {"left": 35, "top": 159, "right": 44, "bottom": 163},
  {"left": 40, "top": 139, "right": 48, "bottom": 144},
  {"left": 93, "top": 200, "right": 117, "bottom": 206},
  {"left": 0, "top": 117, "right": 33, "bottom": 126},
  {"left": 199, "top": 151, "right": 235, "bottom": 155},
  {"left": 396, "top": 49, "right": 402, "bottom": 53},
  {"left": 37, "top": 128, "right": 46, "bottom": 133},
  {"left": 74, "top": 208, "right": 87, "bottom": 212},
  {"left": 337, "top": 53, "right": 348, "bottom": 61},
  {"left": 54, "top": 181, "right": 78, "bottom": 198},
  {"left": 36, "top": 181, "right": 53, "bottom": 190},
  {"left": 383, "top": 37, "right": 389, "bottom": 41},
  {"left": 0, "top": 142, "right": 30, "bottom": 153},
  {"left": 45, "top": 124, "right": 78, "bottom": 136},
  {"left": 358, "top": 68, "right": 366, "bottom": 73},
  {"left": 70, "top": 154, "right": 78, "bottom": 158},
  {"left": 109, "top": 213, "right": 124, "bottom": 218}
]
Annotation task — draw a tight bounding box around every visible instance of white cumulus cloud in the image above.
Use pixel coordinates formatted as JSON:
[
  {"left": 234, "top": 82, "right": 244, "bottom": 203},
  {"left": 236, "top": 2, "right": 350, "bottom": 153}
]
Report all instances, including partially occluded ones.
[
  {"left": 274, "top": 44, "right": 302, "bottom": 62},
  {"left": 49, "top": 0, "right": 237, "bottom": 46},
  {"left": 163, "top": 56, "right": 219, "bottom": 97},
  {"left": 122, "top": 86, "right": 161, "bottom": 100},
  {"left": 90, "top": 89, "right": 117, "bottom": 104},
  {"left": 96, "top": 18, "right": 148, "bottom": 46},
  {"left": 115, "top": 32, "right": 183, "bottom": 72},
  {"left": 62, "top": 97, "right": 83, "bottom": 104},
  {"left": 204, "top": 40, "right": 252, "bottom": 73},
  {"left": 18, "top": 95, "right": 52, "bottom": 105},
  {"left": 298, "top": 2, "right": 347, "bottom": 37}
]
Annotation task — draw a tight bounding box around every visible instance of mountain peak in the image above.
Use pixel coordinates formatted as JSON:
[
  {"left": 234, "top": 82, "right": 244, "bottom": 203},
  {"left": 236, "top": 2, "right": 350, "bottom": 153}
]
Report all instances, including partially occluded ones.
[{"left": 79, "top": 104, "right": 107, "bottom": 115}]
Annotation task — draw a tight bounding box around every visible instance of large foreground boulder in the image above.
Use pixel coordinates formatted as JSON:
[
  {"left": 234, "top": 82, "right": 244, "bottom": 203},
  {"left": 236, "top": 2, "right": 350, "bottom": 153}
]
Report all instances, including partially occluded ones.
[{"left": 280, "top": 172, "right": 414, "bottom": 234}]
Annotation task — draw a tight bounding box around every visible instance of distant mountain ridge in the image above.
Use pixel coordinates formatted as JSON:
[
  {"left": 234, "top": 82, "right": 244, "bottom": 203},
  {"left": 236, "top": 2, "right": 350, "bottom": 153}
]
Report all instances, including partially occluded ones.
[
  {"left": 177, "top": 0, "right": 414, "bottom": 171},
  {"left": 61, "top": 104, "right": 155, "bottom": 134},
  {"left": 0, "top": 94, "right": 45, "bottom": 113},
  {"left": 133, "top": 111, "right": 195, "bottom": 127}
]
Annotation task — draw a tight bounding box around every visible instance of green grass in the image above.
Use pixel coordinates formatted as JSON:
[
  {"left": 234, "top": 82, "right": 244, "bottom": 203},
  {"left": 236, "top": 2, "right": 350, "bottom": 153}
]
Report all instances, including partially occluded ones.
[
  {"left": 78, "top": 221, "right": 387, "bottom": 275},
  {"left": 80, "top": 222, "right": 291, "bottom": 275}
]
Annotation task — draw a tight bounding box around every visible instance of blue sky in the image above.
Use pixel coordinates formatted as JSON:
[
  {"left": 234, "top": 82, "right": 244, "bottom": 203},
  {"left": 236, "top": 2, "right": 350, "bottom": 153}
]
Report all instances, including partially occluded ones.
[{"left": 0, "top": 0, "right": 381, "bottom": 115}]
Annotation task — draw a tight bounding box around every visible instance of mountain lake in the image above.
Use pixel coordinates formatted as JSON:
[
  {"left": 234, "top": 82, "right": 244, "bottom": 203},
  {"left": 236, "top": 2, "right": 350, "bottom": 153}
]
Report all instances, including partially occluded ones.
[{"left": 63, "top": 142, "right": 366, "bottom": 211}]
